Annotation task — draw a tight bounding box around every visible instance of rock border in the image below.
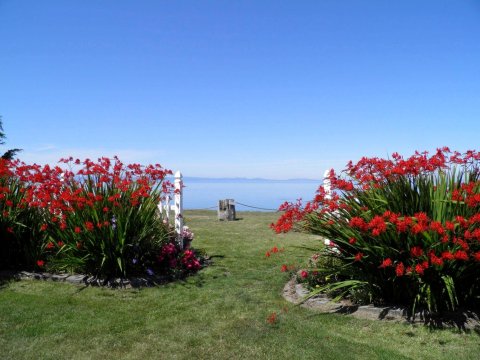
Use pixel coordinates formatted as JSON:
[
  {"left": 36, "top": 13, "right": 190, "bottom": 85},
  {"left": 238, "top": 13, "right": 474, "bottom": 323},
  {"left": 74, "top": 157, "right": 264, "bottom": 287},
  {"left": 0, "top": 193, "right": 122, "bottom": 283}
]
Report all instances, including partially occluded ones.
[
  {"left": 0, "top": 256, "right": 211, "bottom": 289},
  {"left": 0, "top": 270, "right": 172, "bottom": 289},
  {"left": 283, "top": 277, "right": 480, "bottom": 330}
]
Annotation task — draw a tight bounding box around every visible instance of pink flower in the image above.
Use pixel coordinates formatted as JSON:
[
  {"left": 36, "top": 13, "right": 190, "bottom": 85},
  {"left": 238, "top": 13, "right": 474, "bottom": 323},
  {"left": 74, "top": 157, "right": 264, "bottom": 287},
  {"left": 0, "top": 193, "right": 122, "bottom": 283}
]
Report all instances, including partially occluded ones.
[{"left": 300, "top": 270, "right": 308, "bottom": 279}]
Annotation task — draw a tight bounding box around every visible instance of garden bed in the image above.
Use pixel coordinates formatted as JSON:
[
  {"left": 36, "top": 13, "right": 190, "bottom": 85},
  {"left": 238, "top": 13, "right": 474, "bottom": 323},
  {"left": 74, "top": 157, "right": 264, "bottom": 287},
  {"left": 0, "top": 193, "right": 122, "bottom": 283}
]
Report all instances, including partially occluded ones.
[{"left": 0, "top": 254, "right": 211, "bottom": 289}]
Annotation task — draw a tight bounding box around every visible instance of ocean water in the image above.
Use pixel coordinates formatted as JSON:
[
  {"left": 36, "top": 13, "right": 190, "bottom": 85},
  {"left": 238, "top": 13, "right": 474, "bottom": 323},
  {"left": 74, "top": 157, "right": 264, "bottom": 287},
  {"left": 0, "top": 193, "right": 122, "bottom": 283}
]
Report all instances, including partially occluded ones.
[{"left": 182, "top": 179, "right": 321, "bottom": 211}]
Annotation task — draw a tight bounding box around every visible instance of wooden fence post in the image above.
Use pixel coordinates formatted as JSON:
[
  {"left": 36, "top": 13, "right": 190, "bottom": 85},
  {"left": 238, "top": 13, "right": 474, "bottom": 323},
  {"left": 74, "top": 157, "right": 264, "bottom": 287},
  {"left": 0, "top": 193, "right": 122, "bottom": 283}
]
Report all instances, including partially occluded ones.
[
  {"left": 174, "top": 171, "right": 184, "bottom": 249},
  {"left": 218, "top": 199, "right": 236, "bottom": 221}
]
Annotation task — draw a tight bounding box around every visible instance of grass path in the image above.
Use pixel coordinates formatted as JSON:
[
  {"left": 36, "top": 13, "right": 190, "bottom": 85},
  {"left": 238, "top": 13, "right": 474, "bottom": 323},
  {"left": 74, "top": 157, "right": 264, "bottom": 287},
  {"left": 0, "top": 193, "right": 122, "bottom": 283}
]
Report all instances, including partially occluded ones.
[{"left": 1, "top": 211, "right": 479, "bottom": 359}]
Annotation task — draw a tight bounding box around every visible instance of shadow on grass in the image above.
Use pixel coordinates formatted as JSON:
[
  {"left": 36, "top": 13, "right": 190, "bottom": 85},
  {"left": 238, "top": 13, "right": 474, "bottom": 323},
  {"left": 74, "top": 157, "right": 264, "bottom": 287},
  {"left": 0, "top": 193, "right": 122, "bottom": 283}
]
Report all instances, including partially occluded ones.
[
  {"left": 0, "top": 270, "right": 20, "bottom": 290},
  {"left": 0, "top": 278, "right": 9, "bottom": 290},
  {"left": 207, "top": 254, "right": 225, "bottom": 260},
  {"left": 422, "top": 310, "right": 480, "bottom": 332}
]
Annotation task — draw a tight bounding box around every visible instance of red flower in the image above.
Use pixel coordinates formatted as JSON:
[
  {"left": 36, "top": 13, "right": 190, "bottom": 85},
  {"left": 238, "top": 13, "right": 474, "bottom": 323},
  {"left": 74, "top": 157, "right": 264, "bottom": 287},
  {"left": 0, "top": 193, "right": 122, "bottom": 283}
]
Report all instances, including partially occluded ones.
[
  {"left": 410, "top": 246, "right": 423, "bottom": 258},
  {"left": 36, "top": 260, "right": 45, "bottom": 267},
  {"left": 40, "top": 224, "right": 48, "bottom": 231},
  {"left": 415, "top": 263, "right": 424, "bottom": 276},
  {"left": 368, "top": 215, "right": 387, "bottom": 236},
  {"left": 300, "top": 270, "right": 308, "bottom": 279},
  {"left": 266, "top": 312, "right": 277, "bottom": 324},
  {"left": 411, "top": 223, "right": 427, "bottom": 235},
  {"left": 429, "top": 251, "right": 444, "bottom": 266},
  {"left": 395, "top": 217, "right": 412, "bottom": 233},
  {"left": 442, "top": 251, "right": 455, "bottom": 261},
  {"left": 6, "top": 227, "right": 14, "bottom": 234},
  {"left": 429, "top": 221, "right": 445, "bottom": 235},
  {"left": 348, "top": 237, "right": 357, "bottom": 245},
  {"left": 473, "top": 251, "right": 480, "bottom": 262},
  {"left": 395, "top": 262, "right": 405, "bottom": 277},
  {"left": 280, "top": 264, "right": 288, "bottom": 272},
  {"left": 454, "top": 250, "right": 468, "bottom": 261},
  {"left": 349, "top": 217, "right": 367, "bottom": 231},
  {"left": 58, "top": 241, "right": 64, "bottom": 247},
  {"left": 265, "top": 251, "right": 271, "bottom": 258},
  {"left": 46, "top": 242, "right": 54, "bottom": 249},
  {"left": 445, "top": 221, "right": 455, "bottom": 231},
  {"left": 85, "top": 221, "right": 94, "bottom": 231},
  {"left": 379, "top": 258, "right": 392, "bottom": 268},
  {"left": 354, "top": 252, "right": 364, "bottom": 262},
  {"left": 414, "top": 212, "right": 429, "bottom": 223},
  {"left": 74, "top": 226, "right": 81, "bottom": 234},
  {"left": 455, "top": 216, "right": 468, "bottom": 228},
  {"left": 272, "top": 246, "right": 279, "bottom": 253}
]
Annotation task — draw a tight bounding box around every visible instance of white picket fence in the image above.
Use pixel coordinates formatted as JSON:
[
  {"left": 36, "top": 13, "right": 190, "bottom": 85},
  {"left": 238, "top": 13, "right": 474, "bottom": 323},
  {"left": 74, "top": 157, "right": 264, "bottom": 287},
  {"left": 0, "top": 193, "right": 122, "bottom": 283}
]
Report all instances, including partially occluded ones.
[
  {"left": 323, "top": 169, "right": 335, "bottom": 248},
  {"left": 157, "top": 169, "right": 332, "bottom": 249},
  {"left": 158, "top": 171, "right": 184, "bottom": 249}
]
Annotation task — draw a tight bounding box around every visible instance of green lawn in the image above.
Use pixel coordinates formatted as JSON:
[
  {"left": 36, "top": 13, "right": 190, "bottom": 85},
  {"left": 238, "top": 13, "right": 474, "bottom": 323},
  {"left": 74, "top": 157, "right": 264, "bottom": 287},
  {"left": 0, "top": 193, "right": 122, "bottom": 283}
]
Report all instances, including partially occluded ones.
[{"left": 1, "top": 210, "right": 479, "bottom": 359}]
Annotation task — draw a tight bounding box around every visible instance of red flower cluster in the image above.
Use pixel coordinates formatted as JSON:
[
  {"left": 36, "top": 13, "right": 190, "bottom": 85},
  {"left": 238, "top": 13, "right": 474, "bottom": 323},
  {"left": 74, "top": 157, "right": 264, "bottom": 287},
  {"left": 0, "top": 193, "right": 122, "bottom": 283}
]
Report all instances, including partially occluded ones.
[
  {"left": 266, "top": 312, "right": 277, "bottom": 324},
  {"left": 265, "top": 245, "right": 284, "bottom": 258},
  {"left": 271, "top": 148, "right": 480, "bottom": 282},
  {"left": 4, "top": 157, "right": 172, "bottom": 224},
  {"left": 1, "top": 156, "right": 180, "bottom": 274}
]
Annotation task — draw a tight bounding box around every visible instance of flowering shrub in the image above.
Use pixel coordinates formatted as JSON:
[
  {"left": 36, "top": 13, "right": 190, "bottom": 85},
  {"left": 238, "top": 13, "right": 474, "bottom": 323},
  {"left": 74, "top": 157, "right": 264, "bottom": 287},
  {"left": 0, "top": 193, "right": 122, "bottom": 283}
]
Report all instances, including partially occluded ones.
[
  {"left": 0, "top": 159, "right": 44, "bottom": 270},
  {"left": 1, "top": 156, "right": 203, "bottom": 279},
  {"left": 157, "top": 241, "right": 202, "bottom": 274},
  {"left": 272, "top": 148, "right": 480, "bottom": 313}
]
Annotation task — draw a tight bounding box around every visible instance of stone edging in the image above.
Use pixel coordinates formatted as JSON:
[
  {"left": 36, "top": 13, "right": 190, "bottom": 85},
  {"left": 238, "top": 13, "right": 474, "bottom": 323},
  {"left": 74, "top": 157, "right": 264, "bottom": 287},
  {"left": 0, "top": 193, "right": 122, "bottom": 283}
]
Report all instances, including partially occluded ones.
[
  {"left": 282, "top": 277, "right": 480, "bottom": 330},
  {"left": 0, "top": 270, "right": 171, "bottom": 289}
]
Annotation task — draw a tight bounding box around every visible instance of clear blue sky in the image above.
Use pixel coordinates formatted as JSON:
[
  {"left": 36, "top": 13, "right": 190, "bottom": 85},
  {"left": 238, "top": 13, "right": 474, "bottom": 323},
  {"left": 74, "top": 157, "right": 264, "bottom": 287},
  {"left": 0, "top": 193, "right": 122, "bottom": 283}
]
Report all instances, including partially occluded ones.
[{"left": 1, "top": 1, "right": 479, "bottom": 179}]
